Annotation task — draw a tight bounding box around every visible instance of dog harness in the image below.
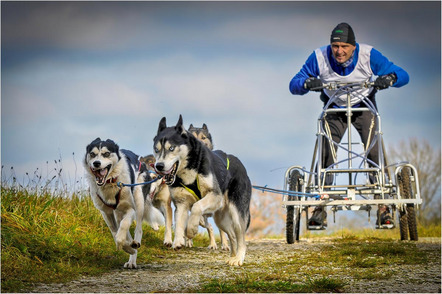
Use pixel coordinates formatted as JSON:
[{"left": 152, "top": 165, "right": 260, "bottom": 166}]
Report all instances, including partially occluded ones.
[
  {"left": 178, "top": 156, "right": 230, "bottom": 202},
  {"left": 97, "top": 190, "right": 121, "bottom": 210}
]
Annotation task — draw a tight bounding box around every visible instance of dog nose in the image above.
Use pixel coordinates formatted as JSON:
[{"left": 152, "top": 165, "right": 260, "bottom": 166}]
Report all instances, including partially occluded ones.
[
  {"left": 93, "top": 161, "right": 101, "bottom": 168},
  {"left": 155, "top": 162, "right": 165, "bottom": 172}
]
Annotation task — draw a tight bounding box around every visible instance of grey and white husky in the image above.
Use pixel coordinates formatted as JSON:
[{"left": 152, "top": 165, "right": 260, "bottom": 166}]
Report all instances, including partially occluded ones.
[
  {"left": 188, "top": 123, "right": 213, "bottom": 150},
  {"left": 153, "top": 115, "right": 252, "bottom": 266},
  {"left": 84, "top": 138, "right": 162, "bottom": 268}
]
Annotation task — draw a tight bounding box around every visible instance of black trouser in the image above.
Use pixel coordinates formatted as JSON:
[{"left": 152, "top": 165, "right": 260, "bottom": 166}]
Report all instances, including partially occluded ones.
[{"left": 321, "top": 108, "right": 379, "bottom": 169}]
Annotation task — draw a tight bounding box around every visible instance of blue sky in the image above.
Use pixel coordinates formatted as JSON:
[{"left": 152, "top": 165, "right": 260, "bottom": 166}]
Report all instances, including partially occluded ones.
[{"left": 2, "top": 1, "right": 441, "bottom": 194}]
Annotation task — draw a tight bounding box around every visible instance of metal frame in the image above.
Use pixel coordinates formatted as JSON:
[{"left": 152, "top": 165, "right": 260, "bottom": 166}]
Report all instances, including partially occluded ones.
[{"left": 283, "top": 82, "right": 422, "bottom": 216}]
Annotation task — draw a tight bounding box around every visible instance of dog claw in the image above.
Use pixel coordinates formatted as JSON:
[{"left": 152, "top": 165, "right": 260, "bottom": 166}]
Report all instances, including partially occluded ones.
[
  {"left": 207, "top": 244, "right": 218, "bottom": 250},
  {"left": 227, "top": 257, "right": 243, "bottom": 266},
  {"left": 124, "top": 262, "right": 138, "bottom": 269}
]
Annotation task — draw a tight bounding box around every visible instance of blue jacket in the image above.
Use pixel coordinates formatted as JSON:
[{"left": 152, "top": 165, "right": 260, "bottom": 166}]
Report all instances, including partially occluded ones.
[{"left": 289, "top": 43, "right": 409, "bottom": 95}]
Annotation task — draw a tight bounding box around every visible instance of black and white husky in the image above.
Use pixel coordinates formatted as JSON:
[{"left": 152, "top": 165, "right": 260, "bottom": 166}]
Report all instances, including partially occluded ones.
[
  {"left": 153, "top": 115, "right": 252, "bottom": 266},
  {"left": 84, "top": 138, "right": 163, "bottom": 268}
]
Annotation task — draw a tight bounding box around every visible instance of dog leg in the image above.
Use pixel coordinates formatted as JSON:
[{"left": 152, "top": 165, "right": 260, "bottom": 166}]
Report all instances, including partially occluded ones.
[
  {"left": 173, "top": 204, "right": 189, "bottom": 249},
  {"left": 219, "top": 229, "right": 230, "bottom": 251},
  {"left": 200, "top": 216, "right": 217, "bottom": 250},
  {"left": 214, "top": 207, "right": 246, "bottom": 266},
  {"left": 124, "top": 252, "right": 138, "bottom": 269},
  {"left": 186, "top": 192, "right": 222, "bottom": 240},
  {"left": 158, "top": 188, "right": 173, "bottom": 247},
  {"left": 227, "top": 223, "right": 246, "bottom": 266},
  {"left": 100, "top": 210, "right": 119, "bottom": 239},
  {"left": 115, "top": 208, "right": 137, "bottom": 254},
  {"left": 132, "top": 186, "right": 144, "bottom": 249},
  {"left": 185, "top": 237, "right": 193, "bottom": 248}
]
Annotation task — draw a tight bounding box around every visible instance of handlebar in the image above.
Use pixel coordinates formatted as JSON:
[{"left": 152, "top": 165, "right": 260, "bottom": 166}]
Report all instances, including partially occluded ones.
[{"left": 311, "top": 81, "right": 375, "bottom": 92}]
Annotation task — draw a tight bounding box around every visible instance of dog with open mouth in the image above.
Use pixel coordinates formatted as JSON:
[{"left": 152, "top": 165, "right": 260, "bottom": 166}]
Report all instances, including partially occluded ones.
[
  {"left": 84, "top": 138, "right": 162, "bottom": 268},
  {"left": 153, "top": 115, "right": 252, "bottom": 266}
]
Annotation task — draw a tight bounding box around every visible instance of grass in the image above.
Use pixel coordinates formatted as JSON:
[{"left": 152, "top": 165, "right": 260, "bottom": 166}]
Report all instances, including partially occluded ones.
[
  {"left": 1, "top": 186, "right": 206, "bottom": 293},
  {"left": 1, "top": 175, "right": 440, "bottom": 293},
  {"left": 200, "top": 275, "right": 347, "bottom": 293}
]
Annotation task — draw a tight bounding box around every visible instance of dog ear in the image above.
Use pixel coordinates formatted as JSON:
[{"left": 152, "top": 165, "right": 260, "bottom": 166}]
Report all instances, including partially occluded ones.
[
  {"left": 157, "top": 117, "right": 167, "bottom": 135},
  {"left": 104, "top": 139, "right": 121, "bottom": 160},
  {"left": 188, "top": 124, "right": 194, "bottom": 131},
  {"left": 175, "top": 114, "right": 188, "bottom": 138},
  {"left": 202, "top": 123, "right": 208, "bottom": 131},
  {"left": 86, "top": 137, "right": 101, "bottom": 153}
]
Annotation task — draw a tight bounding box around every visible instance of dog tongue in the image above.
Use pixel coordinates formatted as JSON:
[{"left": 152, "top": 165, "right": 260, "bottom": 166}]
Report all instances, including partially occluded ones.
[{"left": 100, "top": 169, "right": 107, "bottom": 177}]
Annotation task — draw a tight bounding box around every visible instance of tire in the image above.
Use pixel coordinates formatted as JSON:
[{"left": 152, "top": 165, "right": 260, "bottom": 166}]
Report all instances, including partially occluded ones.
[
  {"left": 286, "top": 170, "right": 302, "bottom": 244},
  {"left": 398, "top": 167, "right": 418, "bottom": 241}
]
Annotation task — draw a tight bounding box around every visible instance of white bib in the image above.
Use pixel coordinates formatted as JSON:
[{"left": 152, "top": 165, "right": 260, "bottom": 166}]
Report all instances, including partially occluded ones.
[{"left": 315, "top": 44, "right": 374, "bottom": 106}]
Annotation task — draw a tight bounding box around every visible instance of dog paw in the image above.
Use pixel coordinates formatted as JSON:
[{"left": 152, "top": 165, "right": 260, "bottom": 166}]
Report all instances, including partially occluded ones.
[
  {"left": 221, "top": 244, "right": 230, "bottom": 251},
  {"left": 207, "top": 243, "right": 218, "bottom": 250},
  {"left": 226, "top": 257, "right": 243, "bottom": 266},
  {"left": 131, "top": 241, "right": 141, "bottom": 249},
  {"left": 163, "top": 241, "right": 173, "bottom": 248},
  {"left": 185, "top": 225, "right": 198, "bottom": 239},
  {"left": 172, "top": 240, "right": 185, "bottom": 250},
  {"left": 173, "top": 244, "right": 183, "bottom": 250},
  {"left": 124, "top": 261, "right": 138, "bottom": 269},
  {"left": 185, "top": 239, "right": 193, "bottom": 248}
]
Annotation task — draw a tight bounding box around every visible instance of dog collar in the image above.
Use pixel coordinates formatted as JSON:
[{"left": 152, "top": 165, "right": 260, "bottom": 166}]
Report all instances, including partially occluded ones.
[
  {"left": 105, "top": 177, "right": 118, "bottom": 184},
  {"left": 96, "top": 190, "right": 121, "bottom": 210}
]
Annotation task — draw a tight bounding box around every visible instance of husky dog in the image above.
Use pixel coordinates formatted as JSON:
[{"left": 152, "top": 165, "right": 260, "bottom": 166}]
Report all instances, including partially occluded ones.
[
  {"left": 188, "top": 124, "right": 230, "bottom": 251},
  {"left": 84, "top": 138, "right": 161, "bottom": 268},
  {"left": 153, "top": 115, "right": 252, "bottom": 266},
  {"left": 188, "top": 123, "right": 213, "bottom": 150},
  {"left": 140, "top": 154, "right": 219, "bottom": 250},
  {"left": 139, "top": 155, "right": 173, "bottom": 247}
]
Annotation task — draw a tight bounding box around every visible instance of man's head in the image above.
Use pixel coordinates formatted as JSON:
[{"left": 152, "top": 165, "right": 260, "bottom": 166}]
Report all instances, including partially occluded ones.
[{"left": 330, "top": 22, "right": 356, "bottom": 64}]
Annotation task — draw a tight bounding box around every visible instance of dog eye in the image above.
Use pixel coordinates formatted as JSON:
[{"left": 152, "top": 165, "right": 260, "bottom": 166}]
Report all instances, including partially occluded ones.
[
  {"left": 103, "top": 152, "right": 110, "bottom": 158},
  {"left": 154, "top": 147, "right": 159, "bottom": 153},
  {"left": 169, "top": 146, "right": 175, "bottom": 151},
  {"left": 89, "top": 152, "right": 96, "bottom": 158}
]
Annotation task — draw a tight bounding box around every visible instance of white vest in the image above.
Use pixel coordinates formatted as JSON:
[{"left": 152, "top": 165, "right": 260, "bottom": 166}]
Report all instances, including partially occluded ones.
[{"left": 315, "top": 43, "right": 374, "bottom": 106}]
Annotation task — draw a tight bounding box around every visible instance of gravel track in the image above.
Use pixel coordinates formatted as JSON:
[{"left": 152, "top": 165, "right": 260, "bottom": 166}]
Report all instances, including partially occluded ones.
[{"left": 32, "top": 237, "right": 441, "bottom": 293}]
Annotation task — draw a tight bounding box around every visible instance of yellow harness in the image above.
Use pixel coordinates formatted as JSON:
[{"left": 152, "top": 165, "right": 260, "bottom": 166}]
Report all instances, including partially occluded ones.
[{"left": 180, "top": 157, "right": 230, "bottom": 201}]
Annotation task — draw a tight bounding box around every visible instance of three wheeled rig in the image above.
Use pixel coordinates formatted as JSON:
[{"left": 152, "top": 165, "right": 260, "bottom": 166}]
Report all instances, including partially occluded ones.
[{"left": 282, "top": 82, "right": 422, "bottom": 243}]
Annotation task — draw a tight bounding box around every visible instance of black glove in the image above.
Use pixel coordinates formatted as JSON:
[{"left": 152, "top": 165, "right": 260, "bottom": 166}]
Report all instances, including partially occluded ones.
[
  {"left": 304, "top": 77, "right": 323, "bottom": 91},
  {"left": 374, "top": 74, "right": 397, "bottom": 90}
]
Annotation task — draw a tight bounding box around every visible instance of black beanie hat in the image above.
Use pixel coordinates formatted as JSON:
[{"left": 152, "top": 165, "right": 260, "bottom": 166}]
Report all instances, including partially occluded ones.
[{"left": 330, "top": 23, "right": 356, "bottom": 45}]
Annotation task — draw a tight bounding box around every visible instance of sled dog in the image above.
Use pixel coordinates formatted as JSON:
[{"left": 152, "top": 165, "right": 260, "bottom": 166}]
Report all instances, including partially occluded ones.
[
  {"left": 139, "top": 155, "right": 173, "bottom": 247},
  {"left": 153, "top": 115, "right": 252, "bottom": 266},
  {"left": 84, "top": 138, "right": 162, "bottom": 268},
  {"left": 188, "top": 123, "right": 213, "bottom": 150},
  {"left": 140, "top": 154, "right": 220, "bottom": 250},
  {"left": 188, "top": 123, "right": 230, "bottom": 251}
]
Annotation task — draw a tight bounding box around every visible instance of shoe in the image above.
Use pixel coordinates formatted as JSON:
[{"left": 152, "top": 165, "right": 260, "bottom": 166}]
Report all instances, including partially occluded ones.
[
  {"left": 308, "top": 206, "right": 327, "bottom": 227},
  {"left": 376, "top": 207, "right": 395, "bottom": 229}
]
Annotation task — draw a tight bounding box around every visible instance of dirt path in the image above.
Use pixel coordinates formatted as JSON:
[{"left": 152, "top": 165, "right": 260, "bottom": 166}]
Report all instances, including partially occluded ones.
[{"left": 32, "top": 238, "right": 441, "bottom": 293}]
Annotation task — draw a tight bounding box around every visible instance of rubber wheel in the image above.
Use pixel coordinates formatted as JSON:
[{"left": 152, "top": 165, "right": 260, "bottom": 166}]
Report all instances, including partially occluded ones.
[
  {"left": 398, "top": 167, "right": 418, "bottom": 241},
  {"left": 286, "top": 170, "right": 302, "bottom": 244}
]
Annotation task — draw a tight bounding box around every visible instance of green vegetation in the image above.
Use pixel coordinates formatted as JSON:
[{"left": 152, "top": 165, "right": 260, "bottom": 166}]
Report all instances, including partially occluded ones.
[
  {"left": 200, "top": 275, "right": 347, "bottom": 293},
  {"left": 1, "top": 181, "right": 440, "bottom": 293},
  {"left": 1, "top": 186, "right": 210, "bottom": 292}
]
